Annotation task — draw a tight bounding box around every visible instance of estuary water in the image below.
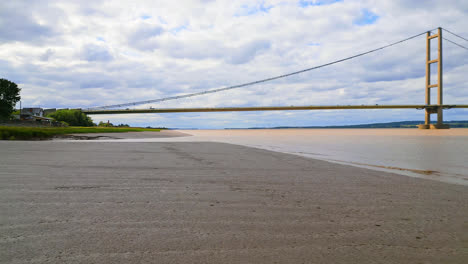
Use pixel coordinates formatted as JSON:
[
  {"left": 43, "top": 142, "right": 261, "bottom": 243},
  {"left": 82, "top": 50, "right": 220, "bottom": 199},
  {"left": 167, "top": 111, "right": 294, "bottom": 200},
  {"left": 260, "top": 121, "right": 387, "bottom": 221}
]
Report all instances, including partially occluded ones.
[{"left": 72, "top": 129, "right": 468, "bottom": 185}]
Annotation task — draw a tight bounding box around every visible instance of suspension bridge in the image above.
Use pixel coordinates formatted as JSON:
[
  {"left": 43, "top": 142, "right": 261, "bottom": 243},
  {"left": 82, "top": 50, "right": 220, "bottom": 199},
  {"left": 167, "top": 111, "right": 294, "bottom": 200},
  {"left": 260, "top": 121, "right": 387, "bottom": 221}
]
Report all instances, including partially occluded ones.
[{"left": 80, "top": 27, "right": 468, "bottom": 129}]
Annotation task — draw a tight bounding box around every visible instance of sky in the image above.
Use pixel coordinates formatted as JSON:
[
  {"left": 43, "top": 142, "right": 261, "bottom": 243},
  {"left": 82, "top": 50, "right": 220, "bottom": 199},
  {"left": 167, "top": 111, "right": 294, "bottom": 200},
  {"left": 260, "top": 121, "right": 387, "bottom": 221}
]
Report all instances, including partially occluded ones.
[{"left": 1, "top": 0, "right": 467, "bottom": 128}]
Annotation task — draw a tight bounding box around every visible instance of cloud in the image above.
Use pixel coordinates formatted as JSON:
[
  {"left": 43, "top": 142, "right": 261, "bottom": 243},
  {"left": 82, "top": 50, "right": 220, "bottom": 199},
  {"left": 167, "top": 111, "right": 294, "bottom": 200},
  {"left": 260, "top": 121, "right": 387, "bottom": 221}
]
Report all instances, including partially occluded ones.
[
  {"left": 79, "top": 78, "right": 117, "bottom": 89},
  {"left": 0, "top": 0, "right": 467, "bottom": 128},
  {"left": 0, "top": 3, "right": 55, "bottom": 44},
  {"left": 127, "top": 22, "right": 164, "bottom": 51},
  {"left": 162, "top": 39, "right": 224, "bottom": 60},
  {"left": 227, "top": 40, "right": 271, "bottom": 64},
  {"left": 299, "top": 0, "right": 342, "bottom": 8},
  {"left": 40, "top": 49, "right": 55, "bottom": 61},
  {"left": 354, "top": 8, "right": 379, "bottom": 25},
  {"left": 235, "top": 2, "right": 273, "bottom": 16},
  {"left": 81, "top": 44, "right": 113, "bottom": 62},
  {"left": 160, "top": 38, "right": 271, "bottom": 64}
]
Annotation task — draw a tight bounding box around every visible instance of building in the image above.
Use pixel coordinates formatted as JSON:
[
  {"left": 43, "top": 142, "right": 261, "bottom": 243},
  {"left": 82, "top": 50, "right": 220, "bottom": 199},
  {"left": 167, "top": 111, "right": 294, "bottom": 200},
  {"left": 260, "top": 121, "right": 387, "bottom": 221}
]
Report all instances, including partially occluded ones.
[
  {"left": 19, "top": 107, "right": 54, "bottom": 124},
  {"left": 21, "top": 108, "right": 44, "bottom": 117}
]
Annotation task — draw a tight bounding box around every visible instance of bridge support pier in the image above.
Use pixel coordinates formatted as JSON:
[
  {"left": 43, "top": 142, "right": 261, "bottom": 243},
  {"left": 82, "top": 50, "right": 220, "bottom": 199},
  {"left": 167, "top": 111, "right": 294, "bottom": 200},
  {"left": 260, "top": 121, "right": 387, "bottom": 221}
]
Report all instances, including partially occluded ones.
[
  {"left": 418, "top": 27, "right": 449, "bottom": 129},
  {"left": 417, "top": 106, "right": 450, "bottom": 129}
]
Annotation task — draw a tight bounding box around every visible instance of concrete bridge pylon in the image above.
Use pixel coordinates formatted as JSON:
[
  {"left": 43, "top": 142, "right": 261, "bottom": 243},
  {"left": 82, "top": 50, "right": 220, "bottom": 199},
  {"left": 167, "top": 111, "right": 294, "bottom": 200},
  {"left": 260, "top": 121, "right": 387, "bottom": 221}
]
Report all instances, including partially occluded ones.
[{"left": 418, "top": 27, "right": 450, "bottom": 129}]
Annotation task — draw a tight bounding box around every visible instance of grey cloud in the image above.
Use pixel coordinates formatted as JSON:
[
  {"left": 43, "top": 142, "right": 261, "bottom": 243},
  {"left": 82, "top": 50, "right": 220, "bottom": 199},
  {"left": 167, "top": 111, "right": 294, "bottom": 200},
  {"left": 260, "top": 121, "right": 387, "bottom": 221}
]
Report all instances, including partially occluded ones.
[
  {"left": 81, "top": 44, "right": 113, "bottom": 62},
  {"left": 128, "top": 23, "right": 164, "bottom": 51},
  {"left": 0, "top": 1, "right": 66, "bottom": 44},
  {"left": 362, "top": 72, "right": 421, "bottom": 83},
  {"left": 40, "top": 49, "right": 55, "bottom": 61},
  {"left": 79, "top": 5, "right": 108, "bottom": 17},
  {"left": 0, "top": 58, "right": 121, "bottom": 107},
  {"left": 227, "top": 40, "right": 271, "bottom": 64},
  {"left": 391, "top": 0, "right": 440, "bottom": 10},
  {"left": 126, "top": 80, "right": 157, "bottom": 89},
  {"left": 0, "top": 59, "right": 30, "bottom": 84},
  {"left": 0, "top": 9, "right": 54, "bottom": 44},
  {"left": 79, "top": 78, "right": 117, "bottom": 89},
  {"left": 360, "top": 59, "right": 425, "bottom": 82},
  {"left": 163, "top": 39, "right": 271, "bottom": 65},
  {"left": 73, "top": 71, "right": 120, "bottom": 90},
  {"left": 134, "top": 24, "right": 164, "bottom": 39},
  {"left": 166, "top": 40, "right": 224, "bottom": 59}
]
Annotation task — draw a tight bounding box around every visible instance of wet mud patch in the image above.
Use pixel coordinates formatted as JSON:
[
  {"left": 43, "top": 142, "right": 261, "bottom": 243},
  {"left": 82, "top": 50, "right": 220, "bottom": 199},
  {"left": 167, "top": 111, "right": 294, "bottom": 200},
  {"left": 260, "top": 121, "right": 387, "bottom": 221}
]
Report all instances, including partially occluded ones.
[{"left": 54, "top": 185, "right": 106, "bottom": 190}]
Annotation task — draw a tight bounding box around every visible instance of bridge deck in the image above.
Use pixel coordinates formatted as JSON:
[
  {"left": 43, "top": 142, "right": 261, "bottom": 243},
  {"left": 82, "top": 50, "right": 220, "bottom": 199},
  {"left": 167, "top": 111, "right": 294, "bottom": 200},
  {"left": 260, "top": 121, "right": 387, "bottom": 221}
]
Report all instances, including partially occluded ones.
[{"left": 82, "top": 105, "right": 468, "bottom": 114}]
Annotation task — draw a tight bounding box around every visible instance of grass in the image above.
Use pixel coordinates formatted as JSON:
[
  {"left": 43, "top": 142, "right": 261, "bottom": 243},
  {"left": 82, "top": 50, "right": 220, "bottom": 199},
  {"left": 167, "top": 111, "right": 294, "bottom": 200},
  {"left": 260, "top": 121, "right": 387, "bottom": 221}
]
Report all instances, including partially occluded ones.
[{"left": 0, "top": 126, "right": 161, "bottom": 140}]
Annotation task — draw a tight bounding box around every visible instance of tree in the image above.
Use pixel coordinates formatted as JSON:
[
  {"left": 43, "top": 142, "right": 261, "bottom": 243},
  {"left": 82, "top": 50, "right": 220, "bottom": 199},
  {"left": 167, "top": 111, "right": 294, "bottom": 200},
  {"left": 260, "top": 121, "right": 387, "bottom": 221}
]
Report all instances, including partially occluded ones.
[
  {"left": 97, "top": 121, "right": 129, "bottom": 127},
  {"left": 47, "top": 109, "right": 95, "bottom": 127},
  {"left": 0, "top": 79, "right": 21, "bottom": 120},
  {"left": 98, "top": 121, "right": 114, "bottom": 127}
]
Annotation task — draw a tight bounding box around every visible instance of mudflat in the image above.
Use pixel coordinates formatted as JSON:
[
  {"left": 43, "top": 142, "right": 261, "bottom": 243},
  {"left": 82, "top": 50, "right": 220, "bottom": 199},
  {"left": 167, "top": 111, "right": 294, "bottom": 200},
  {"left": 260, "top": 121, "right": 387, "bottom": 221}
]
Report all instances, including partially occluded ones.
[
  {"left": 62, "top": 130, "right": 191, "bottom": 140},
  {"left": 1, "top": 141, "right": 467, "bottom": 263}
]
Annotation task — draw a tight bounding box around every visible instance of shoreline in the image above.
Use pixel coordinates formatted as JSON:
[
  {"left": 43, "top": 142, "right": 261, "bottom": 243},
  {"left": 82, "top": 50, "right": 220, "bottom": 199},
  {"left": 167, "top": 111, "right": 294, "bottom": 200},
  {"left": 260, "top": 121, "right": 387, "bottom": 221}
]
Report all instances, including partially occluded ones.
[{"left": 53, "top": 128, "right": 468, "bottom": 186}]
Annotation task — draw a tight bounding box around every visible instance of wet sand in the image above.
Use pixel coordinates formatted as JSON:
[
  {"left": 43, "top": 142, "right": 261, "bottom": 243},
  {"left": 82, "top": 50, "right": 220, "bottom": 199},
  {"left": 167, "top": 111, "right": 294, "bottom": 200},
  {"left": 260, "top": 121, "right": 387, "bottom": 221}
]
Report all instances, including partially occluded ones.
[
  {"left": 60, "top": 130, "right": 191, "bottom": 140},
  {"left": 68, "top": 129, "right": 468, "bottom": 185},
  {"left": 95, "top": 129, "right": 467, "bottom": 185},
  {"left": 1, "top": 140, "right": 467, "bottom": 263}
]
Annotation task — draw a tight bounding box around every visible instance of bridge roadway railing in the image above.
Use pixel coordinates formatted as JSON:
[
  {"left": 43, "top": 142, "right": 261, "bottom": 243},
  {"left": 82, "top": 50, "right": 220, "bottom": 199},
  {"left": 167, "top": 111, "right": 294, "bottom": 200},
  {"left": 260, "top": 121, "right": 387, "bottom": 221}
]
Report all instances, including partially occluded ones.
[{"left": 81, "top": 104, "right": 468, "bottom": 115}]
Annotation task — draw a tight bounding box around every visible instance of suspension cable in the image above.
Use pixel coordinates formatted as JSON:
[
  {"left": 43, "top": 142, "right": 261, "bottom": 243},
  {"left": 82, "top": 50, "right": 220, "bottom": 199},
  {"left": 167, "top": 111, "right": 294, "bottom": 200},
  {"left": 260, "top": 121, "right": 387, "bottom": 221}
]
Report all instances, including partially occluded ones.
[
  {"left": 443, "top": 37, "right": 468, "bottom": 50},
  {"left": 89, "top": 29, "right": 436, "bottom": 110},
  {"left": 443, "top": 28, "right": 468, "bottom": 42}
]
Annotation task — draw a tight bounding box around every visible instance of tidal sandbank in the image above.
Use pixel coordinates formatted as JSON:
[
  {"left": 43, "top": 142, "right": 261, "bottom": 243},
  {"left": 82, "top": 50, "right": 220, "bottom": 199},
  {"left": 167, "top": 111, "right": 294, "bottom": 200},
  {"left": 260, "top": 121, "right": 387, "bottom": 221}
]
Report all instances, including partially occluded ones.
[{"left": 71, "top": 128, "right": 468, "bottom": 185}]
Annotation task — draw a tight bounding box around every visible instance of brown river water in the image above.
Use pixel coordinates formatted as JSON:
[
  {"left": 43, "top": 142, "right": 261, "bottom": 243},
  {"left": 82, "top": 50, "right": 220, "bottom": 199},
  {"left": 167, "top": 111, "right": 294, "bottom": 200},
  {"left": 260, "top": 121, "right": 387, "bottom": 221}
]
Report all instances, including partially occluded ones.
[{"left": 66, "top": 129, "right": 468, "bottom": 185}]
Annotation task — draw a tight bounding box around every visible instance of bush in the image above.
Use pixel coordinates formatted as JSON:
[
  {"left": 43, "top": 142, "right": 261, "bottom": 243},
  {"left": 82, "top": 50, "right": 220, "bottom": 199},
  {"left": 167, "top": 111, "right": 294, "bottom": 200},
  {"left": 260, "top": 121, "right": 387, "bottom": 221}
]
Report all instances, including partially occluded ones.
[
  {"left": 47, "top": 109, "right": 94, "bottom": 127},
  {"left": 98, "top": 121, "right": 113, "bottom": 127},
  {"left": 97, "top": 121, "right": 130, "bottom": 127}
]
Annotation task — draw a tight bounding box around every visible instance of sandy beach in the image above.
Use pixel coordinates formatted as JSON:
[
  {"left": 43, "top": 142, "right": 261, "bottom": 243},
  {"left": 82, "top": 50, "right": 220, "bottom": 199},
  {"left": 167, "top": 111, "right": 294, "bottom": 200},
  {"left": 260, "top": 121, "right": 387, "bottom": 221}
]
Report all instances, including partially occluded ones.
[{"left": 1, "top": 134, "right": 467, "bottom": 263}]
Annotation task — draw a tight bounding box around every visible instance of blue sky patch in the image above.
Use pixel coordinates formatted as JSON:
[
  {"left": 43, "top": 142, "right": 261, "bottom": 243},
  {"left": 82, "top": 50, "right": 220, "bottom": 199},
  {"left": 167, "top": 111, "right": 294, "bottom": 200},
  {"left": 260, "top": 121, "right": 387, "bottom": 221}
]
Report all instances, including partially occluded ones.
[
  {"left": 235, "top": 1, "right": 273, "bottom": 16},
  {"left": 141, "top": 15, "right": 151, "bottom": 20},
  {"left": 299, "top": 0, "right": 342, "bottom": 8},
  {"left": 158, "top": 16, "right": 168, "bottom": 24},
  {"left": 170, "top": 25, "right": 187, "bottom": 34},
  {"left": 354, "top": 8, "right": 379, "bottom": 25}
]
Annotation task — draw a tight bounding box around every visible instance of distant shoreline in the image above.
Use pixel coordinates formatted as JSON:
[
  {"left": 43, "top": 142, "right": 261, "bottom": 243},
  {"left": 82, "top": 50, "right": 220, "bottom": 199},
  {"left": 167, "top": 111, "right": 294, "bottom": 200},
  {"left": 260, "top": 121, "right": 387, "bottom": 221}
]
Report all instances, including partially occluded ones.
[{"left": 225, "top": 120, "right": 468, "bottom": 129}]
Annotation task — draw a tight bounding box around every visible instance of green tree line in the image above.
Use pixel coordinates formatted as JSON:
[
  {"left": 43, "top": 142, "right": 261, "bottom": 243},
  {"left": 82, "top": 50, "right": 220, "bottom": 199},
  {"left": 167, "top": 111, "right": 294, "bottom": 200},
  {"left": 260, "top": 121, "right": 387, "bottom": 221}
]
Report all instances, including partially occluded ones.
[
  {"left": 47, "top": 109, "right": 95, "bottom": 127},
  {"left": 0, "top": 78, "right": 21, "bottom": 120}
]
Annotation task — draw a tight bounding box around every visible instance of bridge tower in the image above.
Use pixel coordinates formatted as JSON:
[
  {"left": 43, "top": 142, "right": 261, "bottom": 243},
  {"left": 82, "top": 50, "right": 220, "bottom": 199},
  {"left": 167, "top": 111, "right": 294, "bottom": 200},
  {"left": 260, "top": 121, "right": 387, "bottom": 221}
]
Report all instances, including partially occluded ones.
[{"left": 418, "top": 27, "right": 449, "bottom": 129}]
